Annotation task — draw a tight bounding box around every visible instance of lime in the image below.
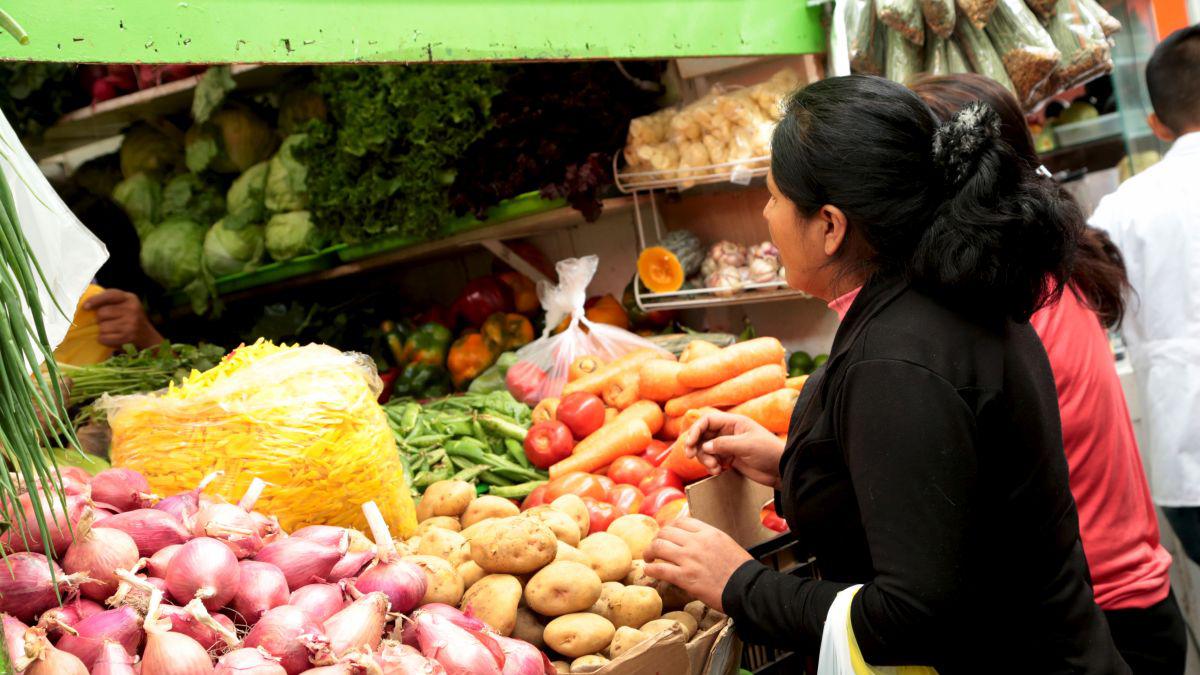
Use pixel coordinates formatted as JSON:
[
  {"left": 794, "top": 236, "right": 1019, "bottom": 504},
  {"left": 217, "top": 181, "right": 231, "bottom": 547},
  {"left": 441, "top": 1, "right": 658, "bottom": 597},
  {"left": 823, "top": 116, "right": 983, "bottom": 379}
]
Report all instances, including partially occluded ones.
[{"left": 788, "top": 351, "right": 814, "bottom": 376}]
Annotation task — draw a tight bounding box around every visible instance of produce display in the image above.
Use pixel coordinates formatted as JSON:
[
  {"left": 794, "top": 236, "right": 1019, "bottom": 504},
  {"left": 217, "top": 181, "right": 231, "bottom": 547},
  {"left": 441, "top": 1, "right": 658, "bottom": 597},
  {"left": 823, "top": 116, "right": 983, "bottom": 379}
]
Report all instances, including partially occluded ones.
[{"left": 638, "top": 231, "right": 787, "bottom": 298}]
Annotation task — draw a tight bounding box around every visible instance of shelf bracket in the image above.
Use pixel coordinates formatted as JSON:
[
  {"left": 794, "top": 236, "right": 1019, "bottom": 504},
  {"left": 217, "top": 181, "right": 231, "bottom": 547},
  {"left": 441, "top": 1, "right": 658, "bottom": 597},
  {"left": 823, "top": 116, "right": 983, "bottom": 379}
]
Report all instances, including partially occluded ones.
[{"left": 479, "top": 239, "right": 553, "bottom": 286}]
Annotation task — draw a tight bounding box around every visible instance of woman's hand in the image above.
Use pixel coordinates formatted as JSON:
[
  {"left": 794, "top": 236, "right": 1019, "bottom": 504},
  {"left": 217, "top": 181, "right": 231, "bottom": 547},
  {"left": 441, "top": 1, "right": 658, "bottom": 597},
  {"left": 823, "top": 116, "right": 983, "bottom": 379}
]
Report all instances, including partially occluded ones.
[
  {"left": 644, "top": 517, "right": 753, "bottom": 613},
  {"left": 682, "top": 411, "right": 785, "bottom": 489},
  {"left": 84, "top": 288, "right": 164, "bottom": 350}
]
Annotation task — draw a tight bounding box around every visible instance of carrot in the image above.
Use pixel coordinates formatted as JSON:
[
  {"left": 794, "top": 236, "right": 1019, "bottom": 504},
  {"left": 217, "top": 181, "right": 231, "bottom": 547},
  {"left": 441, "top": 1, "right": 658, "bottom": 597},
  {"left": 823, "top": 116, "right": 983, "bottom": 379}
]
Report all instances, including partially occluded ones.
[
  {"left": 549, "top": 418, "right": 653, "bottom": 478},
  {"left": 660, "top": 406, "right": 718, "bottom": 440},
  {"left": 777, "top": 433, "right": 789, "bottom": 442},
  {"left": 563, "top": 348, "right": 671, "bottom": 396},
  {"left": 729, "top": 388, "right": 799, "bottom": 433},
  {"left": 677, "top": 337, "right": 786, "bottom": 389},
  {"left": 638, "top": 360, "right": 692, "bottom": 402},
  {"left": 665, "top": 364, "right": 787, "bottom": 417},
  {"left": 665, "top": 437, "right": 710, "bottom": 481},
  {"left": 660, "top": 415, "right": 683, "bottom": 440},
  {"left": 616, "top": 400, "right": 664, "bottom": 436},
  {"left": 785, "top": 375, "right": 809, "bottom": 391},
  {"left": 679, "top": 340, "right": 721, "bottom": 364},
  {"left": 569, "top": 355, "right": 605, "bottom": 382},
  {"left": 602, "top": 370, "right": 641, "bottom": 410},
  {"left": 604, "top": 407, "right": 619, "bottom": 425}
]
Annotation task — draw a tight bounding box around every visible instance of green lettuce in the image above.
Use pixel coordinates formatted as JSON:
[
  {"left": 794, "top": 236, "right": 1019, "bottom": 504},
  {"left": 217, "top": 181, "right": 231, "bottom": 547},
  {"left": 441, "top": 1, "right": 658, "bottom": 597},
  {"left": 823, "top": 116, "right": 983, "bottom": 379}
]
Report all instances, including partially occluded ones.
[
  {"left": 162, "top": 173, "right": 226, "bottom": 225},
  {"left": 111, "top": 173, "right": 162, "bottom": 239},
  {"left": 204, "top": 219, "right": 265, "bottom": 278},
  {"left": 265, "top": 211, "right": 323, "bottom": 261},
  {"left": 265, "top": 134, "right": 308, "bottom": 213},
  {"left": 225, "top": 161, "right": 269, "bottom": 230},
  {"left": 140, "top": 218, "right": 206, "bottom": 290}
]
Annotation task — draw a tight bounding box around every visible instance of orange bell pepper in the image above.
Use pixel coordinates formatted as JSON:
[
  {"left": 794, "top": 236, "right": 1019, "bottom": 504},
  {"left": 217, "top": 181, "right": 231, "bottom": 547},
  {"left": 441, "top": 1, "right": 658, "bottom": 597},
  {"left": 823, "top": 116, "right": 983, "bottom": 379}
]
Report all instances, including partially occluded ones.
[{"left": 447, "top": 331, "right": 499, "bottom": 389}]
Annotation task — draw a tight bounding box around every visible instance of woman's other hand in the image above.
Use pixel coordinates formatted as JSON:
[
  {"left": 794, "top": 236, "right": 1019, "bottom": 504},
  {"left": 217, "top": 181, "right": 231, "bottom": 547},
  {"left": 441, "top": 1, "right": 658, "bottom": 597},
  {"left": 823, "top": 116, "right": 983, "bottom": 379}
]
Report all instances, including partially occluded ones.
[
  {"left": 644, "top": 516, "right": 753, "bottom": 613},
  {"left": 683, "top": 411, "right": 785, "bottom": 489},
  {"left": 83, "top": 288, "right": 164, "bottom": 350}
]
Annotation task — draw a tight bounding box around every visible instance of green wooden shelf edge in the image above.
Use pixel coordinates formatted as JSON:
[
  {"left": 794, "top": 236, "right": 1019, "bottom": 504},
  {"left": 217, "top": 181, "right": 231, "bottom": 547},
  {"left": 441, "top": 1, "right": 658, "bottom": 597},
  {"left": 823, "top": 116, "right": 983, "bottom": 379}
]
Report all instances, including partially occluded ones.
[
  {"left": 0, "top": 0, "right": 825, "bottom": 64},
  {"left": 167, "top": 245, "right": 343, "bottom": 307}
]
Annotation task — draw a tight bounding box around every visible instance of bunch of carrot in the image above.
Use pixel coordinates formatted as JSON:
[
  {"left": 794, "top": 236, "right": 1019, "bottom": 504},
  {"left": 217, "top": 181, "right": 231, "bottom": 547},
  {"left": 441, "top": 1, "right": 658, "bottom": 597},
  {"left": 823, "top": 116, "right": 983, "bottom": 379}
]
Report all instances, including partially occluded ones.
[{"left": 546, "top": 337, "right": 807, "bottom": 481}]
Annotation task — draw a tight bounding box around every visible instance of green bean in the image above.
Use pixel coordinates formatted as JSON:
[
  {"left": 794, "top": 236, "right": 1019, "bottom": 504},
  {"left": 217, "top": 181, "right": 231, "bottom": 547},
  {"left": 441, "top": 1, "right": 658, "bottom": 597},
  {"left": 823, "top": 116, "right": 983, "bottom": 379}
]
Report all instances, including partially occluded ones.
[
  {"left": 505, "top": 439, "right": 531, "bottom": 469},
  {"left": 488, "top": 481, "right": 547, "bottom": 499}
]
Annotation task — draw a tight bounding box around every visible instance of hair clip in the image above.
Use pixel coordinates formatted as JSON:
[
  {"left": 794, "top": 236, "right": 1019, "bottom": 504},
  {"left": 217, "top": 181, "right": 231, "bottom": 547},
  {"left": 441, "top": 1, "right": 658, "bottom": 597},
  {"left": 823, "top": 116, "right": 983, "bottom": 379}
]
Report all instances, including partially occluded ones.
[{"left": 1037, "top": 165, "right": 1053, "bottom": 178}]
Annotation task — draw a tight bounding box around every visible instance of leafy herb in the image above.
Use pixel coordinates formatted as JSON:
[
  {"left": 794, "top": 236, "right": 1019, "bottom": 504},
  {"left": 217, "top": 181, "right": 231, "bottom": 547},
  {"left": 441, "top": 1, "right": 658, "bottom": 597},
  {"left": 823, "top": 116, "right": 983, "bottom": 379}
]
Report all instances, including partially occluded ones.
[
  {"left": 192, "top": 65, "right": 236, "bottom": 123},
  {"left": 0, "top": 62, "right": 87, "bottom": 141}
]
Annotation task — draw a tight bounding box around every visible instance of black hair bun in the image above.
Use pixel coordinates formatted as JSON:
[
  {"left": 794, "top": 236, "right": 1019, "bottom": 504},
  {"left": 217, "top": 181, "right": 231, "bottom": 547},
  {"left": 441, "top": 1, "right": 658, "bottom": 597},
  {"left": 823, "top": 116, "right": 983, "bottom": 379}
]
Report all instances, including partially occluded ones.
[{"left": 932, "top": 102, "right": 1002, "bottom": 188}]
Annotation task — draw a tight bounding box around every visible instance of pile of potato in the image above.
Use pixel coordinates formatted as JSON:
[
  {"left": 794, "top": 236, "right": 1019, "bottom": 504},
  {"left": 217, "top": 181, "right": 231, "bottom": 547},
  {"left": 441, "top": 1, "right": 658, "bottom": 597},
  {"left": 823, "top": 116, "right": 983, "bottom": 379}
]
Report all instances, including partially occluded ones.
[{"left": 407, "top": 480, "right": 727, "bottom": 672}]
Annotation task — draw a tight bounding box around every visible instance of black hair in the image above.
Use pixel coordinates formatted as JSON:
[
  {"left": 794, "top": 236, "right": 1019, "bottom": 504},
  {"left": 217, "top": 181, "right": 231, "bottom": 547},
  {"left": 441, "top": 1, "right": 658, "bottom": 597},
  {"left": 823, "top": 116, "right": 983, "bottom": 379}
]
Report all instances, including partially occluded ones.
[
  {"left": 770, "top": 75, "right": 1081, "bottom": 322},
  {"left": 911, "top": 72, "right": 1129, "bottom": 328},
  {"left": 1146, "top": 24, "right": 1200, "bottom": 135},
  {"left": 54, "top": 181, "right": 160, "bottom": 302}
]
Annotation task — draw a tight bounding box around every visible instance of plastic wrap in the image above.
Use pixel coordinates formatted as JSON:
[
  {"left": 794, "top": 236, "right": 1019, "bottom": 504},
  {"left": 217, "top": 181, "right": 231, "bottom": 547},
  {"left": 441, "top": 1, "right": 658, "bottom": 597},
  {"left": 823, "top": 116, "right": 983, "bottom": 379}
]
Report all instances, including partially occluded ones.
[
  {"left": 886, "top": 28, "right": 927, "bottom": 83},
  {"left": 923, "top": 0, "right": 957, "bottom": 38},
  {"left": 956, "top": 0, "right": 998, "bottom": 29},
  {"left": 926, "top": 34, "right": 953, "bottom": 74},
  {"left": 956, "top": 14, "right": 1018, "bottom": 92},
  {"left": 105, "top": 340, "right": 417, "bottom": 536},
  {"left": 1045, "top": 0, "right": 1112, "bottom": 92},
  {"left": 1077, "top": 0, "right": 1121, "bottom": 35},
  {"left": 846, "top": 0, "right": 886, "bottom": 75},
  {"left": 511, "top": 256, "right": 668, "bottom": 403},
  {"left": 986, "top": 0, "right": 1061, "bottom": 104},
  {"left": 947, "top": 38, "right": 974, "bottom": 73},
  {"left": 878, "top": 0, "right": 925, "bottom": 45}
]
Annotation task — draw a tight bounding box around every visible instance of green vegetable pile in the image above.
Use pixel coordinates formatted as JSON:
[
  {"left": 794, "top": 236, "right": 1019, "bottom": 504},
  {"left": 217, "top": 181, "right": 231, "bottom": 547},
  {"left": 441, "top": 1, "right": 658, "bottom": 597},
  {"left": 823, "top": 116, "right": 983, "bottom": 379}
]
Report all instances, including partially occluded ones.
[{"left": 384, "top": 392, "right": 546, "bottom": 499}]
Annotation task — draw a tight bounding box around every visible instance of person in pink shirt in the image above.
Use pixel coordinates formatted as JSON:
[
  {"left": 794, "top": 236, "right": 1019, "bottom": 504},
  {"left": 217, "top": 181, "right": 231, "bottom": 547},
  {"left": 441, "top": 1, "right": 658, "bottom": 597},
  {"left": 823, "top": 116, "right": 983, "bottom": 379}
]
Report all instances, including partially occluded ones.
[{"left": 912, "top": 73, "right": 1181, "bottom": 675}]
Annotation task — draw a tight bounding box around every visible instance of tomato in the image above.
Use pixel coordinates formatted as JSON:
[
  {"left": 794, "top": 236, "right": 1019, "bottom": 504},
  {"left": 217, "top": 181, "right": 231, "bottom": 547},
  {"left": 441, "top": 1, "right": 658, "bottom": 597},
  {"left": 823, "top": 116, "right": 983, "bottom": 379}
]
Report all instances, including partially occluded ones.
[
  {"left": 545, "top": 471, "right": 609, "bottom": 502},
  {"left": 523, "top": 420, "right": 575, "bottom": 469},
  {"left": 641, "top": 439, "right": 672, "bottom": 466},
  {"left": 506, "top": 361, "right": 547, "bottom": 405},
  {"left": 582, "top": 497, "right": 617, "bottom": 533},
  {"left": 556, "top": 392, "right": 606, "bottom": 440},
  {"left": 760, "top": 501, "right": 789, "bottom": 533},
  {"left": 640, "top": 486, "right": 686, "bottom": 517},
  {"left": 607, "top": 484, "right": 644, "bottom": 516},
  {"left": 521, "top": 484, "right": 549, "bottom": 511},
  {"left": 654, "top": 498, "right": 690, "bottom": 526},
  {"left": 638, "top": 467, "right": 685, "bottom": 495},
  {"left": 608, "top": 456, "right": 654, "bottom": 486},
  {"left": 595, "top": 474, "right": 615, "bottom": 496}
]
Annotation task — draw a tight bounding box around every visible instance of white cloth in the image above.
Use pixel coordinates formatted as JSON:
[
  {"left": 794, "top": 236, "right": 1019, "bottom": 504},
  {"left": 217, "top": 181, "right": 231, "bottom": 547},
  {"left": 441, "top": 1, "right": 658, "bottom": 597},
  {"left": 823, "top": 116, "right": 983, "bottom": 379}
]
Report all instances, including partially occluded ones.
[{"left": 1089, "top": 132, "right": 1200, "bottom": 506}]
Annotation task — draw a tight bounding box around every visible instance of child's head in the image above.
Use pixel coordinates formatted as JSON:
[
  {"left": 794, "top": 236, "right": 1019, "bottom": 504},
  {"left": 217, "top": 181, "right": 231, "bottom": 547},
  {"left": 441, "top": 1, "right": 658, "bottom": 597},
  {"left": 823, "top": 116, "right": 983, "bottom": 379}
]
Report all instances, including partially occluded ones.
[{"left": 1146, "top": 24, "right": 1200, "bottom": 140}]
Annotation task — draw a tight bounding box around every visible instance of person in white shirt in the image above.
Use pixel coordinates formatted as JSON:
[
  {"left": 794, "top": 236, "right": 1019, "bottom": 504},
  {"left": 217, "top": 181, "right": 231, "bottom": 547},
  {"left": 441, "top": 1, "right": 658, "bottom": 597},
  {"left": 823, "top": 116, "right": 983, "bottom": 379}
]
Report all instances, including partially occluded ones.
[{"left": 1090, "top": 24, "right": 1200, "bottom": 564}]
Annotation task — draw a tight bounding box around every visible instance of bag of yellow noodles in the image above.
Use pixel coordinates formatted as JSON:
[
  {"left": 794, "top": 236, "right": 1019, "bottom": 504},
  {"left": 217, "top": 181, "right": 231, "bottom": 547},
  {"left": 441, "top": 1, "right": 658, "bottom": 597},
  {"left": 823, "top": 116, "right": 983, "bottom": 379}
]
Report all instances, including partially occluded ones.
[{"left": 105, "top": 340, "right": 417, "bottom": 537}]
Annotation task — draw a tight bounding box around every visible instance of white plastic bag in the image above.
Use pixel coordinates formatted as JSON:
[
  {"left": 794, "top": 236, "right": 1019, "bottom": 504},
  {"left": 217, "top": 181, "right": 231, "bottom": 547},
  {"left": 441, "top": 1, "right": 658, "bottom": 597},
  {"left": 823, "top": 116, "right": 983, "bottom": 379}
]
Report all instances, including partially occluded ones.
[
  {"left": 818, "top": 584, "right": 939, "bottom": 675},
  {"left": 509, "top": 256, "right": 665, "bottom": 404}
]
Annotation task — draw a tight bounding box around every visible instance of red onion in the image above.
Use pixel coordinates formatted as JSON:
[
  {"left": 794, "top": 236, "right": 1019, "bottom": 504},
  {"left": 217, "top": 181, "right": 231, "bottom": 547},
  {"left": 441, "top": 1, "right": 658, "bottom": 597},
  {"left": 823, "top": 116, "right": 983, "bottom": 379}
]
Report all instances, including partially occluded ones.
[
  {"left": 58, "top": 467, "right": 93, "bottom": 485},
  {"left": 289, "top": 527, "right": 348, "bottom": 550},
  {"left": 141, "top": 599, "right": 216, "bottom": 675},
  {"left": 62, "top": 513, "right": 139, "bottom": 602},
  {"left": 352, "top": 559, "right": 426, "bottom": 615},
  {"left": 414, "top": 611, "right": 504, "bottom": 675},
  {"left": 37, "top": 597, "right": 103, "bottom": 636},
  {"left": 148, "top": 544, "right": 182, "bottom": 578},
  {"left": 91, "top": 640, "right": 137, "bottom": 675},
  {"left": 157, "top": 603, "right": 236, "bottom": 652},
  {"left": 232, "top": 560, "right": 290, "bottom": 626},
  {"left": 54, "top": 606, "right": 143, "bottom": 668},
  {"left": 243, "top": 605, "right": 326, "bottom": 675},
  {"left": 326, "top": 551, "right": 373, "bottom": 582},
  {"left": 0, "top": 492, "right": 90, "bottom": 556},
  {"left": 397, "top": 604, "right": 486, "bottom": 648},
  {"left": 254, "top": 538, "right": 345, "bottom": 590},
  {"left": 494, "top": 635, "right": 551, "bottom": 675},
  {"left": 323, "top": 592, "right": 388, "bottom": 658},
  {"left": 193, "top": 503, "right": 263, "bottom": 559},
  {"left": 153, "top": 471, "right": 222, "bottom": 524},
  {"left": 0, "top": 552, "right": 86, "bottom": 622},
  {"left": 90, "top": 469, "right": 155, "bottom": 512},
  {"left": 18, "top": 628, "right": 88, "bottom": 675},
  {"left": 101, "top": 509, "right": 191, "bottom": 557},
  {"left": 249, "top": 512, "right": 282, "bottom": 541},
  {"left": 374, "top": 641, "right": 447, "bottom": 674},
  {"left": 2, "top": 613, "right": 29, "bottom": 666},
  {"left": 165, "top": 537, "right": 240, "bottom": 610},
  {"left": 288, "top": 584, "right": 345, "bottom": 624},
  {"left": 215, "top": 647, "right": 287, "bottom": 675}
]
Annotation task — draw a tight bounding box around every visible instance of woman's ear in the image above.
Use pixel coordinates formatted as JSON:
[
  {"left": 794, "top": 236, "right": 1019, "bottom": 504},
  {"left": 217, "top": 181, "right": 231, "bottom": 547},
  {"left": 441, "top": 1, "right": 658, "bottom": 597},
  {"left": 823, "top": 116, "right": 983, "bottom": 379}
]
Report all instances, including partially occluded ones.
[{"left": 819, "top": 205, "right": 849, "bottom": 258}]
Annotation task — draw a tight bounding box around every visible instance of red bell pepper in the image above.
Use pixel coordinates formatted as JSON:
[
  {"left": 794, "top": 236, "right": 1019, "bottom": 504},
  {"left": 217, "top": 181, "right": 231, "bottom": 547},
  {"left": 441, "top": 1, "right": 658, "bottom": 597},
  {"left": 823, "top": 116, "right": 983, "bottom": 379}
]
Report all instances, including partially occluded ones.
[{"left": 451, "top": 276, "right": 514, "bottom": 327}]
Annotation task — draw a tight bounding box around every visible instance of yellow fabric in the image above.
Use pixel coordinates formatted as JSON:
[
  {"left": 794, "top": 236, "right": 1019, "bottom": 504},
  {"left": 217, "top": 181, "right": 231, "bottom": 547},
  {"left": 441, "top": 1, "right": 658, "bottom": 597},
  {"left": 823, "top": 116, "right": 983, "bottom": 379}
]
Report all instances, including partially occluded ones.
[
  {"left": 52, "top": 284, "right": 114, "bottom": 367},
  {"left": 845, "top": 588, "right": 939, "bottom": 675}
]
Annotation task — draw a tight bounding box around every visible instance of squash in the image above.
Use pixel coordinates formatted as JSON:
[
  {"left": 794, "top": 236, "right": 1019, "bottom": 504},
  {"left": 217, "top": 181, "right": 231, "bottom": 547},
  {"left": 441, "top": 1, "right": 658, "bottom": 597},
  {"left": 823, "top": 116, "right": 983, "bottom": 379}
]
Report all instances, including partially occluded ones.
[
  {"left": 585, "top": 295, "right": 629, "bottom": 330},
  {"left": 662, "top": 230, "right": 704, "bottom": 276},
  {"left": 447, "top": 331, "right": 500, "bottom": 389},
  {"left": 637, "top": 230, "right": 703, "bottom": 293}
]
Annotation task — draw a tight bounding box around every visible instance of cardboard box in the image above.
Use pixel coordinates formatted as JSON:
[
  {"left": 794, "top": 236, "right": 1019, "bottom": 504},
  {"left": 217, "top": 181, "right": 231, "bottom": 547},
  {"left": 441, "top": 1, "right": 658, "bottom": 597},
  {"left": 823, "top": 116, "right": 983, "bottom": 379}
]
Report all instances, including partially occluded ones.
[
  {"left": 686, "top": 470, "right": 778, "bottom": 549},
  {"left": 593, "top": 616, "right": 741, "bottom": 675}
]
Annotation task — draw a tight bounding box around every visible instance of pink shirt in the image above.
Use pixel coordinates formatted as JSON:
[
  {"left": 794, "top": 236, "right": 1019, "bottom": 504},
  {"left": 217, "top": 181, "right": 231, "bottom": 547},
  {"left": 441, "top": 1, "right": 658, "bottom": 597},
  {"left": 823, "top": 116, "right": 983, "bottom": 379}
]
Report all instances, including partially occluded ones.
[
  {"left": 1030, "top": 288, "right": 1171, "bottom": 610},
  {"left": 828, "top": 286, "right": 863, "bottom": 320}
]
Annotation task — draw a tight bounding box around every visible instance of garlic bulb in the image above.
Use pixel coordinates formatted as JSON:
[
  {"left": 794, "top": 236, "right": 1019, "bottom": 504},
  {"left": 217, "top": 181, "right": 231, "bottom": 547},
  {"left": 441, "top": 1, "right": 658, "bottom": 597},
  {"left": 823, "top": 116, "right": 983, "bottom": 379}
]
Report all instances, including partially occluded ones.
[{"left": 706, "top": 266, "right": 744, "bottom": 297}]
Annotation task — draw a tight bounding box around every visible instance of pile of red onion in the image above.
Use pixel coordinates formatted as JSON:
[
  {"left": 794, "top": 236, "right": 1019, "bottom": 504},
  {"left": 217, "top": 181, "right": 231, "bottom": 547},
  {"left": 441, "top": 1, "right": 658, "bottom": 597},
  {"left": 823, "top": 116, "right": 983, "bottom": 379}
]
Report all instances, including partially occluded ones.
[{"left": 0, "top": 470, "right": 553, "bottom": 674}]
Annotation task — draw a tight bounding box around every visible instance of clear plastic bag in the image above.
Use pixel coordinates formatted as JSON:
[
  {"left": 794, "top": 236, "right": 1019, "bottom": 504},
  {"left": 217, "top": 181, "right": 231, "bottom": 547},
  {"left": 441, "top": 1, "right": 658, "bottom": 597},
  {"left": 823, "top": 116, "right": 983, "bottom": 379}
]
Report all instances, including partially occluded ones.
[
  {"left": 986, "top": 0, "right": 1061, "bottom": 104},
  {"left": 1044, "top": 0, "right": 1112, "bottom": 93},
  {"left": 957, "top": 13, "right": 1018, "bottom": 93},
  {"left": 956, "top": 0, "right": 998, "bottom": 30},
  {"left": 1025, "top": 0, "right": 1059, "bottom": 22},
  {"left": 923, "top": 0, "right": 957, "bottom": 38},
  {"left": 1078, "top": 0, "right": 1121, "bottom": 36},
  {"left": 511, "top": 256, "right": 667, "bottom": 404},
  {"left": 885, "top": 28, "right": 927, "bottom": 83},
  {"left": 845, "top": 0, "right": 886, "bottom": 75},
  {"left": 878, "top": 0, "right": 925, "bottom": 45}
]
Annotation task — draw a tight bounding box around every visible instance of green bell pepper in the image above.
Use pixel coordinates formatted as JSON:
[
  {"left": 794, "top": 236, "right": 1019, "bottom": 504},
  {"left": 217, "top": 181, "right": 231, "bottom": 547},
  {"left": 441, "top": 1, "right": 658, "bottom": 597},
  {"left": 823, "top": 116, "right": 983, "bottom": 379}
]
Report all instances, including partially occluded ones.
[
  {"left": 403, "top": 322, "right": 453, "bottom": 366},
  {"left": 394, "top": 362, "right": 452, "bottom": 398},
  {"left": 467, "top": 351, "right": 518, "bottom": 394}
]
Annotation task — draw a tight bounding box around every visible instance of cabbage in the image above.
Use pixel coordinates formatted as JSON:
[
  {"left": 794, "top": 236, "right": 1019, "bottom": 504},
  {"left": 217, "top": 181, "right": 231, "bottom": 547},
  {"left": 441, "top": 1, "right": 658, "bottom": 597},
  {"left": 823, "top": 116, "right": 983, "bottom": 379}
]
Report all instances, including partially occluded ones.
[
  {"left": 162, "top": 173, "right": 226, "bottom": 225},
  {"left": 265, "top": 134, "right": 308, "bottom": 213},
  {"left": 140, "top": 217, "right": 206, "bottom": 290},
  {"left": 225, "top": 161, "right": 269, "bottom": 230},
  {"left": 119, "top": 122, "right": 182, "bottom": 178},
  {"left": 185, "top": 106, "right": 277, "bottom": 174},
  {"left": 277, "top": 88, "right": 327, "bottom": 135},
  {"left": 111, "top": 173, "right": 161, "bottom": 239},
  {"left": 265, "top": 211, "right": 323, "bottom": 261},
  {"left": 204, "top": 219, "right": 265, "bottom": 278}
]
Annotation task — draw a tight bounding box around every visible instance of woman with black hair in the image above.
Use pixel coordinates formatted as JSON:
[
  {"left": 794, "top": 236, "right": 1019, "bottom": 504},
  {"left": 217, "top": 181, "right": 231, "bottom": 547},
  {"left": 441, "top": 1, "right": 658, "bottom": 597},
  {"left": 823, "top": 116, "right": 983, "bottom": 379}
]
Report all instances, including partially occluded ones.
[{"left": 643, "top": 75, "right": 1128, "bottom": 673}]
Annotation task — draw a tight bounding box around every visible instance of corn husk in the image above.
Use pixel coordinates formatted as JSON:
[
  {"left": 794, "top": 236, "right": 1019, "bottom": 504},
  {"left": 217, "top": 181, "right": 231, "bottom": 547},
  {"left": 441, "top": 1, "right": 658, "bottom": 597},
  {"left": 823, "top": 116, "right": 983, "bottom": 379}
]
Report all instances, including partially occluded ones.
[
  {"left": 847, "top": 0, "right": 886, "bottom": 75},
  {"left": 1025, "top": 0, "right": 1058, "bottom": 21},
  {"left": 1077, "top": 0, "right": 1121, "bottom": 35},
  {"left": 947, "top": 38, "right": 974, "bottom": 73},
  {"left": 923, "top": 0, "right": 957, "bottom": 37},
  {"left": 957, "top": 0, "right": 998, "bottom": 29},
  {"left": 986, "top": 0, "right": 1061, "bottom": 104},
  {"left": 878, "top": 0, "right": 925, "bottom": 45},
  {"left": 956, "top": 14, "right": 1017, "bottom": 93},
  {"left": 885, "top": 28, "right": 926, "bottom": 83},
  {"left": 925, "top": 34, "right": 953, "bottom": 74},
  {"left": 1044, "top": 0, "right": 1112, "bottom": 93}
]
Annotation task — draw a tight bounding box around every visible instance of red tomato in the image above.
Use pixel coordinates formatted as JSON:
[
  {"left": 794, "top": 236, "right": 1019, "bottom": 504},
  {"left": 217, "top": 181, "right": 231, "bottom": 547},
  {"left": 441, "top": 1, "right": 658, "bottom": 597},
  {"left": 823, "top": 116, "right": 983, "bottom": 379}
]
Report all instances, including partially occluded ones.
[
  {"left": 545, "top": 472, "right": 609, "bottom": 502},
  {"left": 654, "top": 498, "right": 690, "bottom": 526},
  {"left": 642, "top": 439, "right": 672, "bottom": 466},
  {"left": 638, "top": 467, "right": 685, "bottom": 495},
  {"left": 608, "top": 456, "right": 654, "bottom": 486},
  {"left": 521, "top": 484, "right": 549, "bottom": 511},
  {"left": 523, "top": 420, "right": 575, "bottom": 469},
  {"left": 595, "top": 474, "right": 615, "bottom": 496},
  {"left": 506, "top": 361, "right": 547, "bottom": 406},
  {"left": 640, "top": 486, "right": 686, "bottom": 517},
  {"left": 760, "top": 501, "right": 789, "bottom": 533},
  {"left": 607, "top": 484, "right": 644, "bottom": 516},
  {"left": 582, "top": 497, "right": 617, "bottom": 533},
  {"left": 557, "top": 392, "right": 606, "bottom": 440}
]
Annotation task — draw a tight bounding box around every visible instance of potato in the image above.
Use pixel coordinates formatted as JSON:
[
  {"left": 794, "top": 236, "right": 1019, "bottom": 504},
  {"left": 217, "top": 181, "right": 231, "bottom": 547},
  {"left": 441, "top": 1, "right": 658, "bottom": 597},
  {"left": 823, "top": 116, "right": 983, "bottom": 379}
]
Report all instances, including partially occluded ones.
[
  {"left": 608, "top": 626, "right": 651, "bottom": 658},
  {"left": 578, "top": 532, "right": 632, "bottom": 582},
  {"left": 639, "top": 618, "right": 682, "bottom": 639},
  {"left": 417, "top": 527, "right": 467, "bottom": 563},
  {"left": 549, "top": 494, "right": 590, "bottom": 538},
  {"left": 660, "top": 611, "right": 699, "bottom": 639},
  {"left": 471, "top": 517, "right": 557, "bottom": 573},
  {"left": 544, "top": 613, "right": 616, "bottom": 659},
  {"left": 524, "top": 506, "right": 582, "bottom": 547},
  {"left": 607, "top": 514, "right": 658, "bottom": 559},
  {"left": 461, "top": 574, "right": 523, "bottom": 636},
  {"left": 624, "top": 559, "right": 652, "bottom": 587},
  {"left": 570, "top": 654, "right": 610, "bottom": 673},
  {"left": 699, "top": 608, "right": 726, "bottom": 631},
  {"left": 419, "top": 480, "right": 475, "bottom": 519},
  {"left": 624, "top": 560, "right": 690, "bottom": 610},
  {"left": 457, "top": 560, "right": 487, "bottom": 589},
  {"left": 525, "top": 561, "right": 602, "bottom": 617},
  {"left": 684, "top": 600, "right": 706, "bottom": 624},
  {"left": 403, "top": 555, "right": 464, "bottom": 606},
  {"left": 460, "top": 516, "right": 512, "bottom": 542},
  {"left": 588, "top": 582, "right": 625, "bottom": 622},
  {"left": 462, "top": 495, "right": 520, "bottom": 528},
  {"left": 608, "top": 585, "right": 662, "bottom": 629},
  {"left": 555, "top": 540, "right": 590, "bottom": 565},
  {"left": 416, "top": 516, "right": 461, "bottom": 534},
  {"left": 404, "top": 536, "right": 423, "bottom": 555},
  {"left": 513, "top": 607, "right": 546, "bottom": 649},
  {"left": 552, "top": 661, "right": 570, "bottom": 674}
]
